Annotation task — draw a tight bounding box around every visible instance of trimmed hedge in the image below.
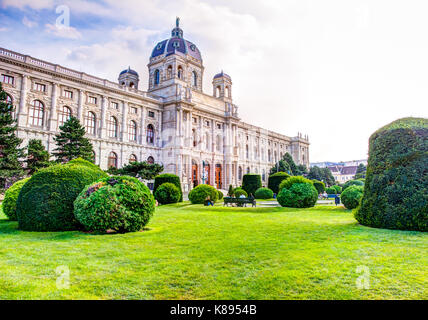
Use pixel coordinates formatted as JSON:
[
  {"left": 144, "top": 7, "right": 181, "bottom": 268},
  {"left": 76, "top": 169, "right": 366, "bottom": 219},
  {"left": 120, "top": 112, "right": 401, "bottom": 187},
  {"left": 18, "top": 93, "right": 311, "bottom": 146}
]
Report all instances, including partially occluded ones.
[
  {"left": 267, "top": 172, "right": 290, "bottom": 194},
  {"left": 312, "top": 180, "right": 325, "bottom": 194},
  {"left": 254, "top": 187, "right": 273, "bottom": 199},
  {"left": 277, "top": 182, "right": 318, "bottom": 208},
  {"left": 233, "top": 187, "right": 248, "bottom": 198},
  {"left": 2, "top": 177, "right": 30, "bottom": 220},
  {"left": 325, "top": 186, "right": 337, "bottom": 194},
  {"left": 217, "top": 190, "right": 224, "bottom": 200},
  {"left": 153, "top": 174, "right": 182, "bottom": 202},
  {"left": 341, "top": 185, "right": 364, "bottom": 210},
  {"left": 188, "top": 184, "right": 218, "bottom": 204},
  {"left": 332, "top": 185, "right": 342, "bottom": 194},
  {"left": 279, "top": 176, "right": 313, "bottom": 191},
  {"left": 242, "top": 174, "right": 262, "bottom": 196},
  {"left": 355, "top": 117, "right": 428, "bottom": 231},
  {"left": 16, "top": 159, "right": 107, "bottom": 231},
  {"left": 74, "top": 176, "right": 155, "bottom": 233},
  {"left": 154, "top": 182, "right": 181, "bottom": 205},
  {"left": 342, "top": 179, "right": 364, "bottom": 191}
]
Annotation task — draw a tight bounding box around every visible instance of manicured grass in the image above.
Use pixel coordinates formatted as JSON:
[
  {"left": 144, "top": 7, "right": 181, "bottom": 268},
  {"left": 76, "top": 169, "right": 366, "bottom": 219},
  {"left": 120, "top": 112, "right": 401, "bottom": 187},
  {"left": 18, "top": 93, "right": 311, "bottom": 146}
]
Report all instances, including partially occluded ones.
[{"left": 0, "top": 202, "right": 426, "bottom": 299}]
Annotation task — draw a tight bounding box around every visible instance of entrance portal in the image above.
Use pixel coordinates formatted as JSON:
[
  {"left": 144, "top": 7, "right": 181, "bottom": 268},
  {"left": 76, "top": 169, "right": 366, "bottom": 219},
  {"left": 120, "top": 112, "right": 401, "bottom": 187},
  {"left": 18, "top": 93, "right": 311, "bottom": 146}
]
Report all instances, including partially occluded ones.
[
  {"left": 192, "top": 161, "right": 198, "bottom": 187},
  {"left": 215, "top": 164, "right": 222, "bottom": 189}
]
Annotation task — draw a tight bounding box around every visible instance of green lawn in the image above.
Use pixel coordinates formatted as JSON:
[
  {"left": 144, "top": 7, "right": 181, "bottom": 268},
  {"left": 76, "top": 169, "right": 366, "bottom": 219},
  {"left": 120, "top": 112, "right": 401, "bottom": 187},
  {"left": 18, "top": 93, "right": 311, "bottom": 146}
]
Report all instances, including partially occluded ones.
[{"left": 0, "top": 202, "right": 426, "bottom": 299}]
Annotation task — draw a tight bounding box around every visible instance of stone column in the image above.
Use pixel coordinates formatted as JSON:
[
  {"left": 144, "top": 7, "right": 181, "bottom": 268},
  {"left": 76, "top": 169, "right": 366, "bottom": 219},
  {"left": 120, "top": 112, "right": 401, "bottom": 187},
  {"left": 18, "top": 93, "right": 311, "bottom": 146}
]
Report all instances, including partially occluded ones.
[
  {"left": 77, "top": 90, "right": 84, "bottom": 123},
  {"left": 48, "top": 83, "right": 58, "bottom": 131},
  {"left": 100, "top": 96, "right": 107, "bottom": 138},
  {"left": 140, "top": 106, "right": 146, "bottom": 144},
  {"left": 121, "top": 101, "right": 128, "bottom": 142},
  {"left": 17, "top": 75, "right": 28, "bottom": 127},
  {"left": 157, "top": 110, "right": 162, "bottom": 147}
]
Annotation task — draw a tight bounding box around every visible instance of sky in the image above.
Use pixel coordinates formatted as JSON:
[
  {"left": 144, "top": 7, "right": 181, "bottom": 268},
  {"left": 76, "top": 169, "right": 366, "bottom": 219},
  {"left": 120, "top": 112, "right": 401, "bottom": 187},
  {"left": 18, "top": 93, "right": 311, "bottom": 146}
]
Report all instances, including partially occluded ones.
[{"left": 0, "top": 0, "right": 427, "bottom": 162}]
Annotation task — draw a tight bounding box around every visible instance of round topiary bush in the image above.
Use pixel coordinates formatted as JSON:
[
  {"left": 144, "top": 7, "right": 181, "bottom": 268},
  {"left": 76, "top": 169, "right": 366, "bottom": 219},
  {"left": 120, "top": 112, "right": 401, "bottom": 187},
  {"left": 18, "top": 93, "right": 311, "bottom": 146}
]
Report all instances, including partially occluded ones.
[
  {"left": 154, "top": 182, "right": 181, "bottom": 205},
  {"left": 279, "top": 176, "right": 313, "bottom": 191},
  {"left": 341, "top": 185, "right": 364, "bottom": 210},
  {"left": 2, "top": 177, "right": 30, "bottom": 220},
  {"left": 16, "top": 159, "right": 107, "bottom": 231},
  {"left": 342, "top": 179, "right": 364, "bottom": 191},
  {"left": 188, "top": 184, "right": 219, "bottom": 204},
  {"left": 325, "top": 186, "right": 337, "bottom": 194},
  {"left": 74, "top": 176, "right": 155, "bottom": 233},
  {"left": 268, "top": 172, "right": 290, "bottom": 194},
  {"left": 242, "top": 174, "right": 262, "bottom": 196},
  {"left": 233, "top": 187, "right": 248, "bottom": 198},
  {"left": 254, "top": 187, "right": 273, "bottom": 199},
  {"left": 217, "top": 190, "right": 224, "bottom": 200},
  {"left": 153, "top": 173, "right": 182, "bottom": 202},
  {"left": 312, "top": 180, "right": 326, "bottom": 194},
  {"left": 277, "top": 183, "right": 318, "bottom": 208},
  {"left": 355, "top": 117, "right": 428, "bottom": 231}
]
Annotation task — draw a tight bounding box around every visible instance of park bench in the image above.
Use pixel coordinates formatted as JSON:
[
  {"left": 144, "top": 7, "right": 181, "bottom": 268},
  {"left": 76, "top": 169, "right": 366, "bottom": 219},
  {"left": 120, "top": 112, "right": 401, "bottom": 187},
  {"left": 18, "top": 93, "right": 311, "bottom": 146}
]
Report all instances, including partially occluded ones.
[{"left": 223, "top": 197, "right": 256, "bottom": 207}]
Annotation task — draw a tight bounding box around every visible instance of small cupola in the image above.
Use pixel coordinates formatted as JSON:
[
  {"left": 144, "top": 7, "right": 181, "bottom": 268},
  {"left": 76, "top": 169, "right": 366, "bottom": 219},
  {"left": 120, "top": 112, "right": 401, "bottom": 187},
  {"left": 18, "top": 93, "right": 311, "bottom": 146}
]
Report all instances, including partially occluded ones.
[{"left": 118, "top": 66, "right": 139, "bottom": 89}]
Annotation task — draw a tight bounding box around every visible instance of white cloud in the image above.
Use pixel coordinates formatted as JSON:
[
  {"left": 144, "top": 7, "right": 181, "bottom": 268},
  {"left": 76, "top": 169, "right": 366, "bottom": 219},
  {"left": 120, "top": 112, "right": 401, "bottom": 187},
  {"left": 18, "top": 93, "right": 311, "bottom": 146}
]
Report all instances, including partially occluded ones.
[
  {"left": 45, "top": 23, "right": 82, "bottom": 39},
  {"left": 0, "top": 27, "right": 8, "bottom": 32},
  {"left": 22, "top": 16, "right": 38, "bottom": 28}
]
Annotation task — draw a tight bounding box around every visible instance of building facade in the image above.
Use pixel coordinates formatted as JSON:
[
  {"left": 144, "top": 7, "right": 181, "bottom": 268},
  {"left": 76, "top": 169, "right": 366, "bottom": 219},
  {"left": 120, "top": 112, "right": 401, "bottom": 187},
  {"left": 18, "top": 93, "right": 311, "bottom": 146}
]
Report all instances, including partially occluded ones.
[{"left": 0, "top": 20, "right": 309, "bottom": 191}]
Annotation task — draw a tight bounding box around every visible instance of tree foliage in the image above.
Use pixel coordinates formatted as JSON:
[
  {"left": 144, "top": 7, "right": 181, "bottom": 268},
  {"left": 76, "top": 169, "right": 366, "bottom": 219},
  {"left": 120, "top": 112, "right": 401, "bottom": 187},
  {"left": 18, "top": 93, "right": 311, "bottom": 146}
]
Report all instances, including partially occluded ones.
[
  {"left": 307, "top": 166, "right": 335, "bottom": 186},
  {"left": 26, "top": 139, "right": 51, "bottom": 174},
  {"left": 0, "top": 83, "right": 25, "bottom": 188},
  {"left": 354, "top": 163, "right": 367, "bottom": 179},
  {"left": 109, "top": 161, "right": 164, "bottom": 180},
  {"left": 52, "top": 116, "right": 94, "bottom": 163}
]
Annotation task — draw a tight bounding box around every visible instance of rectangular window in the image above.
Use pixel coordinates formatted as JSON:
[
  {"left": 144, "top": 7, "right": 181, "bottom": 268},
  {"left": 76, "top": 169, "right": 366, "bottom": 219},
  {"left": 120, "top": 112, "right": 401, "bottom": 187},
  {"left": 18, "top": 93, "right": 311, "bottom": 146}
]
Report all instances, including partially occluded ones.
[
  {"left": 88, "top": 96, "right": 97, "bottom": 104},
  {"left": 64, "top": 90, "right": 73, "bottom": 99},
  {"left": 217, "top": 123, "right": 222, "bottom": 130},
  {"left": 1, "top": 74, "right": 14, "bottom": 85},
  {"left": 34, "top": 83, "right": 46, "bottom": 92},
  {"left": 148, "top": 111, "right": 155, "bottom": 118},
  {"left": 193, "top": 117, "right": 197, "bottom": 124},
  {"left": 111, "top": 102, "right": 119, "bottom": 109},
  {"left": 130, "top": 107, "right": 137, "bottom": 114},
  {"left": 205, "top": 120, "right": 210, "bottom": 127}
]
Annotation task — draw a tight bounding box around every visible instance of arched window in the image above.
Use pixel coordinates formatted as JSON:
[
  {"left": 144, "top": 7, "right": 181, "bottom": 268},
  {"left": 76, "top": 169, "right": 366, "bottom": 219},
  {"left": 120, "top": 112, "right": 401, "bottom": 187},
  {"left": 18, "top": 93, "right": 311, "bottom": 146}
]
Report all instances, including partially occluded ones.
[
  {"left": 146, "top": 124, "right": 154, "bottom": 144},
  {"left": 177, "top": 66, "right": 183, "bottom": 79},
  {"left": 29, "top": 100, "right": 44, "bottom": 126},
  {"left": 5, "top": 94, "right": 12, "bottom": 105},
  {"left": 225, "top": 86, "right": 230, "bottom": 98},
  {"left": 58, "top": 106, "right": 72, "bottom": 127},
  {"left": 216, "top": 135, "right": 221, "bottom": 152},
  {"left": 206, "top": 132, "right": 210, "bottom": 151},
  {"left": 238, "top": 166, "right": 243, "bottom": 180},
  {"left": 246, "top": 167, "right": 250, "bottom": 174},
  {"left": 108, "top": 151, "right": 118, "bottom": 168},
  {"left": 167, "top": 65, "right": 172, "bottom": 79},
  {"left": 216, "top": 86, "right": 221, "bottom": 97},
  {"left": 268, "top": 150, "right": 272, "bottom": 162},
  {"left": 85, "top": 111, "right": 96, "bottom": 135},
  {"left": 129, "top": 154, "right": 137, "bottom": 163},
  {"left": 192, "top": 71, "right": 197, "bottom": 87},
  {"left": 108, "top": 116, "right": 118, "bottom": 138},
  {"left": 262, "top": 169, "right": 266, "bottom": 182},
  {"left": 147, "top": 156, "right": 154, "bottom": 164},
  {"left": 192, "top": 129, "right": 197, "bottom": 147},
  {"left": 246, "top": 145, "right": 249, "bottom": 159},
  {"left": 128, "top": 120, "right": 137, "bottom": 141},
  {"left": 129, "top": 82, "right": 134, "bottom": 88},
  {"left": 154, "top": 69, "right": 160, "bottom": 85}
]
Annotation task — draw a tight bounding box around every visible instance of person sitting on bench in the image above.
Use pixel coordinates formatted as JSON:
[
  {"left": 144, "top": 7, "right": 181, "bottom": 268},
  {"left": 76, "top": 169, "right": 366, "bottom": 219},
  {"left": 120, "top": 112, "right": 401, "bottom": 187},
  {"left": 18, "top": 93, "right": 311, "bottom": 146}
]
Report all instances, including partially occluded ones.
[{"left": 204, "top": 196, "right": 214, "bottom": 206}]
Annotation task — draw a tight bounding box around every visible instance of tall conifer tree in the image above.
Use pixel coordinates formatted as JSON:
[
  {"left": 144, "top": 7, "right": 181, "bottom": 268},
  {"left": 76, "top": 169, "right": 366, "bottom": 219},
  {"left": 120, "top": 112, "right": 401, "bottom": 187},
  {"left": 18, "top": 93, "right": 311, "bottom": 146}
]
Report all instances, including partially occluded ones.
[{"left": 26, "top": 139, "right": 51, "bottom": 174}]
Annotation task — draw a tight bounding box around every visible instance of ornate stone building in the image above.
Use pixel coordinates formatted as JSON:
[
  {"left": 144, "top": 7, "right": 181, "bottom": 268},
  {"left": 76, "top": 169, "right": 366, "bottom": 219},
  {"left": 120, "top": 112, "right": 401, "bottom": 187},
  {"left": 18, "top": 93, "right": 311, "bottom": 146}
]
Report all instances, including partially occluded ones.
[{"left": 0, "top": 19, "right": 309, "bottom": 191}]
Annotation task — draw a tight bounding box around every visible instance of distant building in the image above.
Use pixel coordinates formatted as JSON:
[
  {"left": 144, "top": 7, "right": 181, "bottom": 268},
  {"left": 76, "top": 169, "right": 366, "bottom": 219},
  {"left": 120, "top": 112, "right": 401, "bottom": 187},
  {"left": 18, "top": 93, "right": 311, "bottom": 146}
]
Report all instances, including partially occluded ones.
[{"left": 310, "top": 159, "right": 367, "bottom": 184}]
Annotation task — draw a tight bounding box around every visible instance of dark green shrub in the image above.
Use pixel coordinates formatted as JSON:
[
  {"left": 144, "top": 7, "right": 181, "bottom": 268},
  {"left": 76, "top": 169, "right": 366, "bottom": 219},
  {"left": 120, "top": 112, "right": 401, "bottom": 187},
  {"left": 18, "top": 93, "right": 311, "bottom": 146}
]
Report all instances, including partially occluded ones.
[
  {"left": 227, "top": 185, "right": 234, "bottom": 196},
  {"left": 342, "top": 179, "right": 364, "bottom": 191},
  {"left": 341, "top": 185, "right": 364, "bottom": 210},
  {"left": 242, "top": 174, "right": 262, "bottom": 196},
  {"left": 16, "top": 159, "right": 107, "bottom": 231},
  {"left": 326, "top": 186, "right": 337, "bottom": 194},
  {"left": 188, "top": 184, "right": 218, "bottom": 204},
  {"left": 217, "top": 190, "right": 224, "bottom": 200},
  {"left": 254, "top": 187, "right": 273, "bottom": 199},
  {"left": 74, "top": 176, "right": 155, "bottom": 233},
  {"left": 154, "top": 182, "right": 180, "bottom": 205},
  {"left": 267, "top": 172, "right": 290, "bottom": 194},
  {"left": 279, "top": 176, "right": 313, "bottom": 191},
  {"left": 312, "top": 180, "right": 325, "bottom": 194},
  {"left": 2, "top": 177, "right": 30, "bottom": 220},
  {"left": 153, "top": 173, "right": 182, "bottom": 201},
  {"left": 277, "top": 183, "right": 318, "bottom": 208},
  {"left": 233, "top": 187, "right": 248, "bottom": 198},
  {"left": 355, "top": 117, "right": 428, "bottom": 231},
  {"left": 332, "top": 185, "right": 342, "bottom": 194}
]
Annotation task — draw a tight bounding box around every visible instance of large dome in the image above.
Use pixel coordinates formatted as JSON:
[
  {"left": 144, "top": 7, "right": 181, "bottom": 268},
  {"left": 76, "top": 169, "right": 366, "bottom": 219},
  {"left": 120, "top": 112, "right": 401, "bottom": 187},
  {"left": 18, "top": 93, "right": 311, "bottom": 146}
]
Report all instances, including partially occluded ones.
[{"left": 150, "top": 18, "right": 202, "bottom": 62}]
